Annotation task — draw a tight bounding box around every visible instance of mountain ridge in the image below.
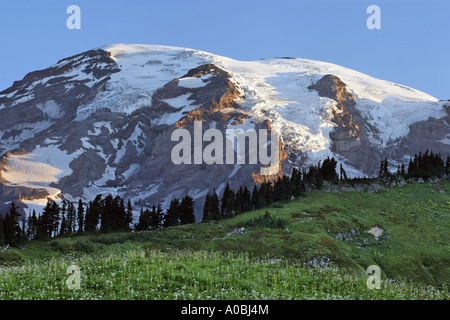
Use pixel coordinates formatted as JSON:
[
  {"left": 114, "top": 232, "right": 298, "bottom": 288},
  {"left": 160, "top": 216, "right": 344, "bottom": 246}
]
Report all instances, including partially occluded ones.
[{"left": 0, "top": 44, "right": 448, "bottom": 219}]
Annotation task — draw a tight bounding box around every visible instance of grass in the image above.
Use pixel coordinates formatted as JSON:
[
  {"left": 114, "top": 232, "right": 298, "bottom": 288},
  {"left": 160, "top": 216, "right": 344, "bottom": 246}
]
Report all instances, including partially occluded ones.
[
  {"left": 0, "top": 249, "right": 447, "bottom": 300},
  {"left": 0, "top": 180, "right": 448, "bottom": 300}
]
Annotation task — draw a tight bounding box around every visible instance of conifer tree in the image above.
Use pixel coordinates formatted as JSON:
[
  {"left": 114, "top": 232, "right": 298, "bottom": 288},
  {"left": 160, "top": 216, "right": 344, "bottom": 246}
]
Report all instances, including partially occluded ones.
[
  {"left": 164, "top": 198, "right": 181, "bottom": 228},
  {"left": 149, "top": 204, "right": 158, "bottom": 230},
  {"left": 242, "top": 186, "right": 252, "bottom": 212},
  {"left": 59, "top": 212, "right": 68, "bottom": 237},
  {"left": 156, "top": 205, "right": 164, "bottom": 229},
  {"left": 180, "top": 196, "right": 195, "bottom": 225},
  {"left": 85, "top": 195, "right": 102, "bottom": 233},
  {"left": 202, "top": 193, "right": 211, "bottom": 222},
  {"left": 101, "top": 194, "right": 114, "bottom": 232},
  {"left": 0, "top": 214, "right": 4, "bottom": 245},
  {"left": 251, "top": 185, "right": 259, "bottom": 210},
  {"left": 77, "top": 199, "right": 84, "bottom": 233},
  {"left": 136, "top": 207, "right": 150, "bottom": 231},
  {"left": 27, "top": 210, "right": 38, "bottom": 241},
  {"left": 221, "top": 182, "right": 233, "bottom": 217},
  {"left": 67, "top": 201, "right": 76, "bottom": 235},
  {"left": 126, "top": 200, "right": 133, "bottom": 231},
  {"left": 4, "top": 202, "right": 23, "bottom": 245}
]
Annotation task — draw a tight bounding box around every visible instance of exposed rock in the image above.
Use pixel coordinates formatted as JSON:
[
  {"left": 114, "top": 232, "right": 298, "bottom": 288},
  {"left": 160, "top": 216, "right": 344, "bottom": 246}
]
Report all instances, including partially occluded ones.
[
  {"left": 334, "top": 229, "right": 360, "bottom": 242},
  {"left": 308, "top": 74, "right": 381, "bottom": 174},
  {"left": 224, "top": 227, "right": 246, "bottom": 238},
  {"left": 320, "top": 181, "right": 385, "bottom": 194},
  {"left": 304, "top": 256, "right": 334, "bottom": 269},
  {"left": 0, "top": 45, "right": 448, "bottom": 220},
  {"left": 368, "top": 226, "right": 386, "bottom": 241}
]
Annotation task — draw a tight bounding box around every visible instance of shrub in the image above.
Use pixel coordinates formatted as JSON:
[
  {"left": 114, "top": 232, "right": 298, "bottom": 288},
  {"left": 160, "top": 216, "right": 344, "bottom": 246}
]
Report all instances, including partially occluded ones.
[{"left": 243, "top": 211, "right": 288, "bottom": 229}]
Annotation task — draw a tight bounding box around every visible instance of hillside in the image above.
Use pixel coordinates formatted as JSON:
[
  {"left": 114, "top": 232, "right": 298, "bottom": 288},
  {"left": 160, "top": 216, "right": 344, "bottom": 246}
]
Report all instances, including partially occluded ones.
[
  {"left": 0, "top": 180, "right": 448, "bottom": 300},
  {"left": 0, "top": 44, "right": 448, "bottom": 219}
]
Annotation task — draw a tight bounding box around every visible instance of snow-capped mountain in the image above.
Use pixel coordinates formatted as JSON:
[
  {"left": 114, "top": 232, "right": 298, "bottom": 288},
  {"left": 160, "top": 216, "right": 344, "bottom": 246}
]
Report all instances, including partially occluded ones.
[{"left": 0, "top": 44, "right": 448, "bottom": 219}]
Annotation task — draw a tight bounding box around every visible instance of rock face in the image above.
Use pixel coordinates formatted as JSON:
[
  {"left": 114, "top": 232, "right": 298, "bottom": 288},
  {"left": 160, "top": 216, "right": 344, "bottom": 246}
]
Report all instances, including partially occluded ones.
[
  {"left": 308, "top": 74, "right": 381, "bottom": 173},
  {"left": 0, "top": 44, "right": 448, "bottom": 220}
]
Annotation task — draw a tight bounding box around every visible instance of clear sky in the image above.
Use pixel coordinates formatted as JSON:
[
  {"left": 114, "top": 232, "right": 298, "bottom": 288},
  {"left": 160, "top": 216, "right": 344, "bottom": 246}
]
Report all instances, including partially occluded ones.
[{"left": 0, "top": 0, "right": 449, "bottom": 99}]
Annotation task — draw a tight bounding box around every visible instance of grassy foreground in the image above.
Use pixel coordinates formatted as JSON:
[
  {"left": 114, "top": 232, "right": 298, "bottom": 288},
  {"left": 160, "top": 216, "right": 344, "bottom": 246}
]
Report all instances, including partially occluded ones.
[
  {"left": 0, "top": 180, "right": 449, "bottom": 300},
  {"left": 0, "top": 249, "right": 447, "bottom": 300}
]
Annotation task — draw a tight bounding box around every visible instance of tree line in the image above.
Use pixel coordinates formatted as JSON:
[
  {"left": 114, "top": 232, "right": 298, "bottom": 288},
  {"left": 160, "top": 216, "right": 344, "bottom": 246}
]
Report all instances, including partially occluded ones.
[
  {"left": 202, "top": 151, "right": 450, "bottom": 222},
  {"left": 1, "top": 150, "right": 449, "bottom": 247},
  {"left": 201, "top": 156, "right": 340, "bottom": 222}
]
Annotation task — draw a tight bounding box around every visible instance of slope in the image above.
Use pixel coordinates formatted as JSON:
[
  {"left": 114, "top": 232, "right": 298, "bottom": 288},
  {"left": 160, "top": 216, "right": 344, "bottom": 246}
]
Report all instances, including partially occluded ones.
[{"left": 2, "top": 180, "right": 449, "bottom": 294}]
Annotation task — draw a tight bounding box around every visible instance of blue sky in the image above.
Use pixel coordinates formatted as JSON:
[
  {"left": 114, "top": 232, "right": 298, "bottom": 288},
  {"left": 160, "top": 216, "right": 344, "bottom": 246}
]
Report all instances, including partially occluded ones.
[{"left": 0, "top": 0, "right": 449, "bottom": 99}]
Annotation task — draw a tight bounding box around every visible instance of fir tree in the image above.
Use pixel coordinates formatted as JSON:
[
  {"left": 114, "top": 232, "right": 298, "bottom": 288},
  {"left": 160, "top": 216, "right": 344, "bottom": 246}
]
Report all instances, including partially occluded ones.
[
  {"left": 321, "top": 157, "right": 338, "bottom": 182},
  {"left": 4, "top": 202, "right": 23, "bottom": 245},
  {"left": 179, "top": 196, "right": 195, "bottom": 225},
  {"left": 27, "top": 210, "right": 38, "bottom": 241},
  {"left": 59, "top": 212, "right": 68, "bottom": 237},
  {"left": 77, "top": 199, "right": 84, "bottom": 233},
  {"left": 242, "top": 186, "right": 252, "bottom": 212},
  {"left": 135, "top": 207, "right": 150, "bottom": 231},
  {"left": 149, "top": 204, "right": 159, "bottom": 230},
  {"left": 0, "top": 214, "right": 4, "bottom": 245},
  {"left": 126, "top": 200, "right": 133, "bottom": 231},
  {"left": 221, "top": 182, "right": 234, "bottom": 217},
  {"left": 85, "top": 195, "right": 102, "bottom": 233},
  {"left": 156, "top": 205, "right": 164, "bottom": 229},
  {"left": 202, "top": 193, "right": 211, "bottom": 222},
  {"left": 164, "top": 198, "right": 181, "bottom": 228},
  {"left": 67, "top": 201, "right": 76, "bottom": 235}
]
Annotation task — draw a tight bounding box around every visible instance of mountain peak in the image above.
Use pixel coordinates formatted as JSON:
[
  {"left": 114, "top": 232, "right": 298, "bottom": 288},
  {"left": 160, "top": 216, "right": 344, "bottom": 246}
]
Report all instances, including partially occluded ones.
[{"left": 0, "top": 44, "right": 448, "bottom": 218}]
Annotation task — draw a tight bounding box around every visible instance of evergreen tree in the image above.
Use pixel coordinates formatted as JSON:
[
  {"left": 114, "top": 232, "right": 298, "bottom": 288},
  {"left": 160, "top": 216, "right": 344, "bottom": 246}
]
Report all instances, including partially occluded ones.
[
  {"left": 26, "top": 210, "right": 38, "bottom": 241},
  {"left": 0, "top": 213, "right": 4, "bottom": 245},
  {"left": 61, "top": 200, "right": 67, "bottom": 233},
  {"left": 59, "top": 212, "right": 68, "bottom": 237},
  {"left": 148, "top": 204, "right": 159, "bottom": 230},
  {"left": 156, "top": 205, "right": 164, "bottom": 230},
  {"left": 4, "top": 202, "right": 23, "bottom": 245},
  {"left": 101, "top": 194, "right": 114, "bottom": 232},
  {"left": 36, "top": 213, "right": 46, "bottom": 239},
  {"left": 40, "top": 200, "right": 60, "bottom": 238},
  {"left": 221, "top": 182, "right": 234, "bottom": 217},
  {"left": 202, "top": 188, "right": 222, "bottom": 222},
  {"left": 77, "top": 199, "right": 84, "bottom": 233},
  {"left": 126, "top": 200, "right": 133, "bottom": 231},
  {"left": 202, "top": 193, "right": 211, "bottom": 222},
  {"left": 136, "top": 207, "right": 150, "bottom": 231},
  {"left": 67, "top": 201, "right": 76, "bottom": 235},
  {"left": 234, "top": 186, "right": 244, "bottom": 214},
  {"left": 211, "top": 189, "right": 221, "bottom": 220},
  {"left": 179, "top": 196, "right": 195, "bottom": 225},
  {"left": 291, "top": 167, "right": 304, "bottom": 197},
  {"left": 118, "top": 197, "right": 127, "bottom": 231},
  {"left": 164, "top": 198, "right": 181, "bottom": 228},
  {"left": 242, "top": 186, "right": 252, "bottom": 212},
  {"left": 251, "top": 185, "right": 259, "bottom": 210},
  {"left": 321, "top": 157, "right": 338, "bottom": 182},
  {"left": 406, "top": 150, "right": 446, "bottom": 180},
  {"left": 339, "top": 164, "right": 348, "bottom": 181},
  {"left": 50, "top": 201, "right": 60, "bottom": 238},
  {"left": 85, "top": 195, "right": 102, "bottom": 233}
]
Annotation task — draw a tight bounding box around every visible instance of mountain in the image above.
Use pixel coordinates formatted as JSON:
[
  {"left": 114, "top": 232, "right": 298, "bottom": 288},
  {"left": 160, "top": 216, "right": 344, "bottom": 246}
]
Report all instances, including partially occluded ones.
[{"left": 0, "top": 44, "right": 448, "bottom": 220}]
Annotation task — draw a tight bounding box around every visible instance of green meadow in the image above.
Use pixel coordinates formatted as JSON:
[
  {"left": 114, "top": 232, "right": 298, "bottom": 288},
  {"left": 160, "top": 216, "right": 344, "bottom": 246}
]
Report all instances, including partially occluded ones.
[{"left": 1, "top": 181, "right": 448, "bottom": 300}]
